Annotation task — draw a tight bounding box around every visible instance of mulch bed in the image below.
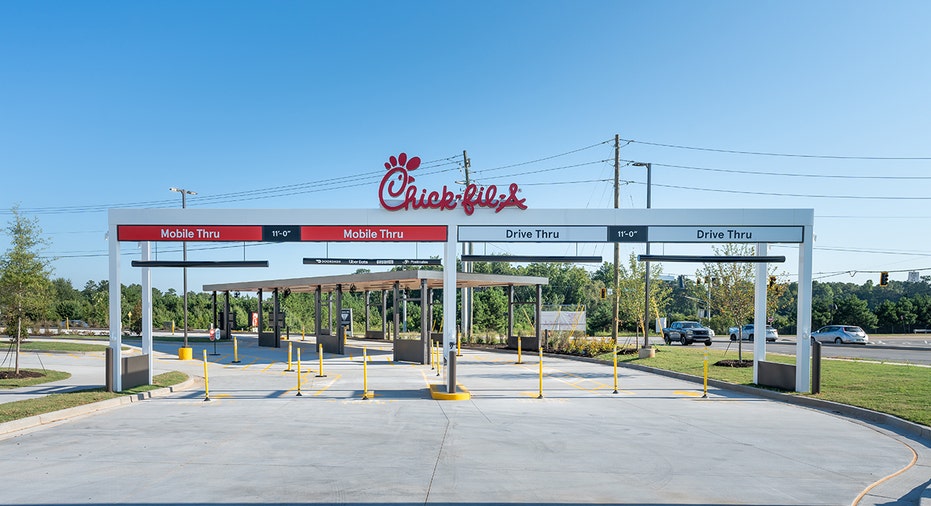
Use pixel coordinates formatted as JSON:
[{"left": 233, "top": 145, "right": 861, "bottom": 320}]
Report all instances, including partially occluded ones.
[
  {"left": 714, "top": 360, "right": 754, "bottom": 368},
  {"left": 0, "top": 370, "right": 44, "bottom": 380}
]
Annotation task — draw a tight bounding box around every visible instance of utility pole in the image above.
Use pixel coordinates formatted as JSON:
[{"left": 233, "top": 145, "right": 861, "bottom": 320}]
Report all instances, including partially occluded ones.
[
  {"left": 613, "top": 135, "right": 620, "bottom": 346},
  {"left": 460, "top": 150, "right": 473, "bottom": 345},
  {"left": 170, "top": 186, "right": 197, "bottom": 357}
]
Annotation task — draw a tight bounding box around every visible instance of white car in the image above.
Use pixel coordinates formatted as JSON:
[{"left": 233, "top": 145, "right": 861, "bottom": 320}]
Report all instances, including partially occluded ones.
[
  {"left": 812, "top": 325, "right": 869, "bottom": 345},
  {"left": 728, "top": 324, "right": 778, "bottom": 342}
]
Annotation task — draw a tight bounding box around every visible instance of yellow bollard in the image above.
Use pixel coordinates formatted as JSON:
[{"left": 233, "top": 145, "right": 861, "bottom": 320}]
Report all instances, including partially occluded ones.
[
  {"left": 316, "top": 344, "right": 327, "bottom": 378},
  {"left": 296, "top": 348, "right": 303, "bottom": 396},
  {"left": 285, "top": 341, "right": 294, "bottom": 372},
  {"left": 171, "top": 320, "right": 175, "bottom": 335},
  {"left": 613, "top": 344, "right": 619, "bottom": 394},
  {"left": 457, "top": 334, "right": 461, "bottom": 357},
  {"left": 362, "top": 347, "right": 373, "bottom": 399},
  {"left": 702, "top": 346, "right": 709, "bottom": 398},
  {"left": 203, "top": 349, "right": 211, "bottom": 402},
  {"left": 516, "top": 336, "right": 523, "bottom": 364},
  {"left": 536, "top": 345, "right": 544, "bottom": 399},
  {"left": 436, "top": 343, "right": 441, "bottom": 377},
  {"left": 232, "top": 336, "right": 240, "bottom": 364},
  {"left": 301, "top": 325, "right": 305, "bottom": 342}
]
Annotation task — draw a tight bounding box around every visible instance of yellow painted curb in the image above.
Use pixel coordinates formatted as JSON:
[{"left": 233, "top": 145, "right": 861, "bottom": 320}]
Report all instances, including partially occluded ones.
[{"left": 429, "top": 384, "right": 471, "bottom": 401}]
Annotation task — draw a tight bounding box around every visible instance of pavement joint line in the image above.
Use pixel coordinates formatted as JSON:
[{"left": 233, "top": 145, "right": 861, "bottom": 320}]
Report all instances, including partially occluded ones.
[
  {"left": 474, "top": 346, "right": 931, "bottom": 444},
  {"left": 311, "top": 373, "right": 341, "bottom": 396},
  {"left": 0, "top": 376, "right": 198, "bottom": 438},
  {"left": 852, "top": 424, "right": 921, "bottom": 506}
]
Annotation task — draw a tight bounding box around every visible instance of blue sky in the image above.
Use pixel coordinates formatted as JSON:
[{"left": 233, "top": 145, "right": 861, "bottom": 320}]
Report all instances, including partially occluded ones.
[{"left": 2, "top": 1, "right": 930, "bottom": 292}]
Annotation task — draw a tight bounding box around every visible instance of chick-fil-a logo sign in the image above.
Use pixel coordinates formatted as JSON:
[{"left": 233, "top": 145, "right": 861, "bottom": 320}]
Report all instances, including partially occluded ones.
[{"left": 378, "top": 153, "right": 527, "bottom": 215}]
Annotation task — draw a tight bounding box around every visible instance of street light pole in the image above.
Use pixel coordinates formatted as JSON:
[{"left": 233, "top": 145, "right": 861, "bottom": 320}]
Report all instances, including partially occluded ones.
[
  {"left": 170, "top": 187, "right": 197, "bottom": 353},
  {"left": 613, "top": 135, "right": 620, "bottom": 346},
  {"left": 632, "top": 163, "right": 652, "bottom": 350}
]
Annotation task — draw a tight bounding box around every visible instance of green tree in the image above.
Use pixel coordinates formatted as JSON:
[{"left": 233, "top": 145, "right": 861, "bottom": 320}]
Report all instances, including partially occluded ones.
[
  {"left": 473, "top": 287, "right": 507, "bottom": 336},
  {"left": 698, "top": 244, "right": 754, "bottom": 361},
  {"left": 0, "top": 207, "right": 54, "bottom": 374},
  {"left": 617, "top": 252, "right": 670, "bottom": 344},
  {"left": 833, "top": 295, "right": 878, "bottom": 330},
  {"left": 875, "top": 300, "right": 899, "bottom": 333},
  {"left": 896, "top": 297, "right": 918, "bottom": 332}
]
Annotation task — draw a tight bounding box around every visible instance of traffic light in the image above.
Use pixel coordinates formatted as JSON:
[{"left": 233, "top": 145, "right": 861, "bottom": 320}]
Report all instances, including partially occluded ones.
[
  {"left": 880, "top": 271, "right": 889, "bottom": 287},
  {"left": 600, "top": 287, "right": 607, "bottom": 299},
  {"left": 768, "top": 275, "right": 776, "bottom": 288},
  {"left": 677, "top": 275, "right": 685, "bottom": 289}
]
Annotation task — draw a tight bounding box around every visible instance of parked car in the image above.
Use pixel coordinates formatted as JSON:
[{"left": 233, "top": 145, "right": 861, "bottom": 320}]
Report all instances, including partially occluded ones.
[
  {"left": 663, "top": 321, "right": 713, "bottom": 346},
  {"left": 812, "top": 325, "right": 869, "bottom": 345},
  {"left": 728, "top": 324, "right": 777, "bottom": 342}
]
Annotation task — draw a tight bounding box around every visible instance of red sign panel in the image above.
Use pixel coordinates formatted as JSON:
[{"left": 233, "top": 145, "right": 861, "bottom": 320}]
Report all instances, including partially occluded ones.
[
  {"left": 301, "top": 225, "right": 448, "bottom": 242},
  {"left": 117, "top": 225, "right": 263, "bottom": 242}
]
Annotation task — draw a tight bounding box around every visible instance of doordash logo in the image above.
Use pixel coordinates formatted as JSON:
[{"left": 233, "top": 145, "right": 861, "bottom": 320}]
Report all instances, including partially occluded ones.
[{"left": 378, "top": 153, "right": 527, "bottom": 215}]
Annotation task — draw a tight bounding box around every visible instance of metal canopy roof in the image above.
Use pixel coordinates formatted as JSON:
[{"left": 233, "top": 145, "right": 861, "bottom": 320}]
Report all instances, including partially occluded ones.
[{"left": 202, "top": 270, "right": 548, "bottom": 294}]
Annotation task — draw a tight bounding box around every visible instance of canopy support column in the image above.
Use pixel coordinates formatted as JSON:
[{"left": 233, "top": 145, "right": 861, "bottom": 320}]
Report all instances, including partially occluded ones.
[
  {"left": 141, "top": 241, "right": 153, "bottom": 384},
  {"left": 443, "top": 234, "right": 458, "bottom": 392},
  {"left": 536, "top": 283, "right": 543, "bottom": 350},
  {"left": 796, "top": 226, "right": 814, "bottom": 392},
  {"left": 314, "top": 286, "right": 322, "bottom": 337},
  {"left": 753, "top": 243, "right": 768, "bottom": 384}
]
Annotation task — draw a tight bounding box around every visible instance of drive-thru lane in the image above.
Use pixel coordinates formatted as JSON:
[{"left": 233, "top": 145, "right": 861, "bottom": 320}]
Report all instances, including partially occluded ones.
[{"left": 1, "top": 337, "right": 929, "bottom": 505}]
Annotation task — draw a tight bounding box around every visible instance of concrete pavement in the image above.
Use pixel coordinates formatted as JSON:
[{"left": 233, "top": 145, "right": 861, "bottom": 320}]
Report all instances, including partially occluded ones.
[{"left": 0, "top": 336, "right": 929, "bottom": 505}]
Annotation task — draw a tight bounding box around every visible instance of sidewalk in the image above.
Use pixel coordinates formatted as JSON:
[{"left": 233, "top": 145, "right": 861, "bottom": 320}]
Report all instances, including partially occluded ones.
[{"left": 0, "top": 348, "right": 107, "bottom": 403}]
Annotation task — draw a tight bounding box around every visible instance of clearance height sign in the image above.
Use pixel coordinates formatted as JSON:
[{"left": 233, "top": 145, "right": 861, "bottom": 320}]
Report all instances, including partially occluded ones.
[{"left": 117, "top": 225, "right": 448, "bottom": 243}]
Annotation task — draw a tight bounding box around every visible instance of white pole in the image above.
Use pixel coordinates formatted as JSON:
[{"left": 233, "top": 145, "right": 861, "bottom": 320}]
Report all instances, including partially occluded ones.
[
  {"left": 443, "top": 232, "right": 458, "bottom": 382},
  {"left": 753, "top": 242, "right": 767, "bottom": 384},
  {"left": 796, "top": 225, "right": 814, "bottom": 392},
  {"left": 141, "top": 241, "right": 154, "bottom": 384},
  {"left": 108, "top": 218, "right": 122, "bottom": 392}
]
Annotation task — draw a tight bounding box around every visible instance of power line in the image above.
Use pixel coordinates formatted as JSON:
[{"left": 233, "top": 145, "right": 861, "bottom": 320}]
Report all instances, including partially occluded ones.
[
  {"left": 7, "top": 143, "right": 613, "bottom": 215},
  {"left": 1, "top": 154, "right": 463, "bottom": 215},
  {"left": 818, "top": 215, "right": 931, "bottom": 220},
  {"left": 626, "top": 160, "right": 931, "bottom": 180},
  {"left": 507, "top": 178, "right": 617, "bottom": 187},
  {"left": 642, "top": 181, "right": 931, "bottom": 200},
  {"left": 620, "top": 138, "right": 931, "bottom": 160},
  {"left": 477, "top": 139, "right": 613, "bottom": 174},
  {"left": 473, "top": 159, "right": 610, "bottom": 179},
  {"left": 771, "top": 244, "right": 931, "bottom": 257},
  {"left": 5, "top": 164, "right": 461, "bottom": 215}
]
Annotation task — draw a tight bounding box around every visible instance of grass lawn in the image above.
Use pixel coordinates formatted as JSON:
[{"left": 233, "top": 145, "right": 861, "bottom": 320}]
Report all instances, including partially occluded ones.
[
  {"left": 0, "top": 371, "right": 189, "bottom": 423},
  {"left": 13, "top": 341, "right": 129, "bottom": 353},
  {"left": 0, "top": 369, "right": 71, "bottom": 389},
  {"left": 607, "top": 345, "right": 931, "bottom": 427},
  {"left": 122, "top": 336, "right": 216, "bottom": 343}
]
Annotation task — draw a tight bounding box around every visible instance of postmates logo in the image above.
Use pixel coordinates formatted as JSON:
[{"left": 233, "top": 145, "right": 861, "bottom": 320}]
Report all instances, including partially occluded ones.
[{"left": 378, "top": 153, "right": 527, "bottom": 215}]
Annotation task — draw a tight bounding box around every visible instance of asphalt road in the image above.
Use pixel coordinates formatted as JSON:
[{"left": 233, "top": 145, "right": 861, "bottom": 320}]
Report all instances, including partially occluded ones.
[{"left": 712, "top": 335, "right": 931, "bottom": 366}]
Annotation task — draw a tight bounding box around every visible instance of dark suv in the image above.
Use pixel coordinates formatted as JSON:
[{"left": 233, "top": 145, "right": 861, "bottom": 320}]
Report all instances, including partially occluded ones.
[{"left": 663, "top": 321, "right": 713, "bottom": 346}]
